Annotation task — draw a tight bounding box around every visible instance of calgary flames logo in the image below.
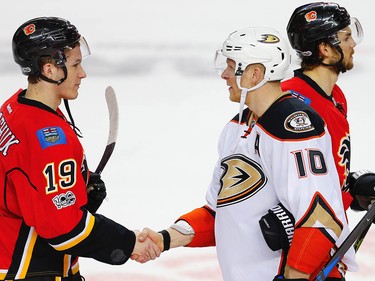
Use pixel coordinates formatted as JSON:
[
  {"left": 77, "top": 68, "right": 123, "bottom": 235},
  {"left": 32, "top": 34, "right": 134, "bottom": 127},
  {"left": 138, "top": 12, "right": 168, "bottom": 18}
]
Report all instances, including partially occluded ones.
[
  {"left": 305, "top": 11, "right": 317, "bottom": 22},
  {"left": 338, "top": 133, "right": 351, "bottom": 188},
  {"left": 23, "top": 24, "right": 36, "bottom": 36}
]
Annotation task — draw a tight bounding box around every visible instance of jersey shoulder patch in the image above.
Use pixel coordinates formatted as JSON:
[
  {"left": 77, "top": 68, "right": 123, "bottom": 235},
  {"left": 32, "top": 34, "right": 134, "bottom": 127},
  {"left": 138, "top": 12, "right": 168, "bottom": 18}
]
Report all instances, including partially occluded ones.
[
  {"left": 284, "top": 111, "right": 314, "bottom": 133},
  {"left": 36, "top": 126, "right": 67, "bottom": 149},
  {"left": 289, "top": 90, "right": 312, "bottom": 105},
  {"left": 258, "top": 95, "right": 325, "bottom": 140}
]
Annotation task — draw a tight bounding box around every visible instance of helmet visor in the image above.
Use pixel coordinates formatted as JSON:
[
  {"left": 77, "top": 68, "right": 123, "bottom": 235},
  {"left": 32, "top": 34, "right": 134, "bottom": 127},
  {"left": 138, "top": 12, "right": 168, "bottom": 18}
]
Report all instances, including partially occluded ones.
[
  {"left": 79, "top": 37, "right": 91, "bottom": 59},
  {"left": 338, "top": 17, "right": 364, "bottom": 46},
  {"left": 214, "top": 50, "right": 227, "bottom": 75},
  {"left": 214, "top": 50, "right": 245, "bottom": 76}
]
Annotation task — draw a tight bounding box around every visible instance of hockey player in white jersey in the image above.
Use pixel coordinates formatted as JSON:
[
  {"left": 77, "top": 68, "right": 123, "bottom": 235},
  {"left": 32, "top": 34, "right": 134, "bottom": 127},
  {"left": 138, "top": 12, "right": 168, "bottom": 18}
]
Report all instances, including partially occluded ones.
[{"left": 134, "top": 27, "right": 357, "bottom": 280}]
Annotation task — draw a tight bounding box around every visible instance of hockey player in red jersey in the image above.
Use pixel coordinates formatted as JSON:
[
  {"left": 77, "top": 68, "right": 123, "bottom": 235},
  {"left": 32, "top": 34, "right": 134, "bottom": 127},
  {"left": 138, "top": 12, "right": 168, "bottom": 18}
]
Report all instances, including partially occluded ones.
[
  {"left": 0, "top": 17, "right": 160, "bottom": 281},
  {"left": 282, "top": 2, "right": 375, "bottom": 213},
  {"left": 134, "top": 27, "right": 356, "bottom": 280}
]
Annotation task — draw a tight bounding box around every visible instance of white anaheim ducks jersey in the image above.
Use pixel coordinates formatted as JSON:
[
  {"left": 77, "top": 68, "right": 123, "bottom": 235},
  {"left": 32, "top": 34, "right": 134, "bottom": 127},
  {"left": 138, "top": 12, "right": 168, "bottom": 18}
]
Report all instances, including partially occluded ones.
[{"left": 205, "top": 94, "right": 357, "bottom": 281}]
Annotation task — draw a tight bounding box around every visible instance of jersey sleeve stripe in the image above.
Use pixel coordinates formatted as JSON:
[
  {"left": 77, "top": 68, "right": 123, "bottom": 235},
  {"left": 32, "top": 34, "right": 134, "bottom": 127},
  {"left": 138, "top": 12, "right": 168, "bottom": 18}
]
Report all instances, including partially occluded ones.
[
  {"left": 15, "top": 227, "right": 38, "bottom": 279},
  {"left": 50, "top": 213, "right": 95, "bottom": 251}
]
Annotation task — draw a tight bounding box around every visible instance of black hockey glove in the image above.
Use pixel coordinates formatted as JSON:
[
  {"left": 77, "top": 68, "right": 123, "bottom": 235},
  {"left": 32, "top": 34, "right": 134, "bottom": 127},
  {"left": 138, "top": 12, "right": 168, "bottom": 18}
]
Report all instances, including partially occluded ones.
[
  {"left": 273, "top": 275, "right": 308, "bottom": 281},
  {"left": 259, "top": 203, "right": 295, "bottom": 251},
  {"left": 348, "top": 170, "right": 375, "bottom": 211},
  {"left": 85, "top": 172, "right": 107, "bottom": 213}
]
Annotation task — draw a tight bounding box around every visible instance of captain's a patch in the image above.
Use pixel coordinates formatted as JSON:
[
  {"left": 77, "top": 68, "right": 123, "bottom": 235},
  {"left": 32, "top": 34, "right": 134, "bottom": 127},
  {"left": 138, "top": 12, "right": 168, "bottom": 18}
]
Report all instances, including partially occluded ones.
[
  {"left": 284, "top": 111, "right": 314, "bottom": 133},
  {"left": 36, "top": 127, "right": 67, "bottom": 149}
]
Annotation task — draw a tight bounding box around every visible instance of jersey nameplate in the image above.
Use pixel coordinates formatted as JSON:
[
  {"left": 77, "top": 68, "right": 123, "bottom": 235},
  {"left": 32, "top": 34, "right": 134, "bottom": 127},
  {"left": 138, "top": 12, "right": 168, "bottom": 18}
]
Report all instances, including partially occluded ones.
[{"left": 0, "top": 112, "right": 20, "bottom": 156}]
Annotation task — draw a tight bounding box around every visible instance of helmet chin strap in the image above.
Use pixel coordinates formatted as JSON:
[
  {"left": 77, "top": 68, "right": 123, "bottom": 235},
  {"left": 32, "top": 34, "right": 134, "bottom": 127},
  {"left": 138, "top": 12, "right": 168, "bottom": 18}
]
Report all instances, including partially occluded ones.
[
  {"left": 63, "top": 99, "right": 82, "bottom": 137},
  {"left": 38, "top": 66, "right": 82, "bottom": 137},
  {"left": 321, "top": 45, "right": 346, "bottom": 73},
  {"left": 232, "top": 76, "right": 269, "bottom": 152},
  {"left": 39, "top": 66, "right": 68, "bottom": 85},
  {"left": 236, "top": 76, "right": 269, "bottom": 125}
]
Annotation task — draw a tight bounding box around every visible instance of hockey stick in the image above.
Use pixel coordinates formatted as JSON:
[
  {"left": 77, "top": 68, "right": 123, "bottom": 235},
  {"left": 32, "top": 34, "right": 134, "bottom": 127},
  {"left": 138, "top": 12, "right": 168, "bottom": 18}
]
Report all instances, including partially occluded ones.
[
  {"left": 314, "top": 203, "right": 375, "bottom": 281},
  {"left": 94, "top": 86, "right": 119, "bottom": 174},
  {"left": 353, "top": 223, "right": 371, "bottom": 252}
]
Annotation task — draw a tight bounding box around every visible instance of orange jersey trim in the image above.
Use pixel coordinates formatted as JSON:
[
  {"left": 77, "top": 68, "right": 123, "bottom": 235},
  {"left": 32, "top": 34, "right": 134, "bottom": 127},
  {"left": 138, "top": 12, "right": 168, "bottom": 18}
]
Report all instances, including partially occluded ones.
[
  {"left": 287, "top": 227, "right": 341, "bottom": 279},
  {"left": 177, "top": 205, "right": 215, "bottom": 247}
]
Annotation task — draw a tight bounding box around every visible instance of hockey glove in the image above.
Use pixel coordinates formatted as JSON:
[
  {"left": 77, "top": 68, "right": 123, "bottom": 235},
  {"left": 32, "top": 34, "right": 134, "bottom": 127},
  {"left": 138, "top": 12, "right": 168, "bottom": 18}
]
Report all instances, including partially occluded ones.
[
  {"left": 85, "top": 172, "right": 107, "bottom": 213},
  {"left": 348, "top": 170, "right": 375, "bottom": 211},
  {"left": 259, "top": 203, "right": 295, "bottom": 251}
]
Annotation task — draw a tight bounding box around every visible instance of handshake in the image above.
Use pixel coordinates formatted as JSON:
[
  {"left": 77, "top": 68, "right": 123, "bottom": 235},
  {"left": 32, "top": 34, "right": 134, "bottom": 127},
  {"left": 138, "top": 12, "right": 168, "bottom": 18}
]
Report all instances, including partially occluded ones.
[
  {"left": 130, "top": 228, "right": 167, "bottom": 263},
  {"left": 130, "top": 227, "right": 194, "bottom": 263}
]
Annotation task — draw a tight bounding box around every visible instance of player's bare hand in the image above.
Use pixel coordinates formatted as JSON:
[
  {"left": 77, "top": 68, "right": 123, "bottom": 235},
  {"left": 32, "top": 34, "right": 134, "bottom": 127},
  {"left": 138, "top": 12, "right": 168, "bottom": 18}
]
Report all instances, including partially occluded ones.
[
  {"left": 138, "top": 227, "right": 164, "bottom": 251},
  {"left": 130, "top": 230, "right": 161, "bottom": 263}
]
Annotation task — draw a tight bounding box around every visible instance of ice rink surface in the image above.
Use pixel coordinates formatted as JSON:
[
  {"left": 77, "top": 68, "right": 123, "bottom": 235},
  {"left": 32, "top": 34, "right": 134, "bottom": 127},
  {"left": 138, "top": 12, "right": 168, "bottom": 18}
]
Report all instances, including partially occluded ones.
[{"left": 1, "top": 0, "right": 375, "bottom": 280}]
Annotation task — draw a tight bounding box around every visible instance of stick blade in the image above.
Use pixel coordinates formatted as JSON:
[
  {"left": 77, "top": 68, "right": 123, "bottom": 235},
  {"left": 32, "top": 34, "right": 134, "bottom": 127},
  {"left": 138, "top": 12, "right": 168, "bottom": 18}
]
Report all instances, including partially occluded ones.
[
  {"left": 95, "top": 86, "right": 119, "bottom": 174},
  {"left": 105, "top": 86, "right": 119, "bottom": 146}
]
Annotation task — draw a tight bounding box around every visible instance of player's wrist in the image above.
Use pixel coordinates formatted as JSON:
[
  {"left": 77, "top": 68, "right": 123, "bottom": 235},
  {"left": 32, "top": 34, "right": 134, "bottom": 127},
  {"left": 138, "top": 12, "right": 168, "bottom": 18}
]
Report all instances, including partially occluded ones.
[{"left": 158, "top": 230, "right": 171, "bottom": 252}]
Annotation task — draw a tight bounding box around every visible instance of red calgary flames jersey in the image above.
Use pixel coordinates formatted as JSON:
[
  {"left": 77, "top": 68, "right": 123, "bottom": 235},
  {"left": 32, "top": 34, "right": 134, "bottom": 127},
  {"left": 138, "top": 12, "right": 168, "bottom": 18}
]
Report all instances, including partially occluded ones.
[
  {"left": 282, "top": 70, "right": 353, "bottom": 209},
  {"left": 0, "top": 90, "right": 88, "bottom": 279},
  {"left": 0, "top": 90, "right": 135, "bottom": 280}
]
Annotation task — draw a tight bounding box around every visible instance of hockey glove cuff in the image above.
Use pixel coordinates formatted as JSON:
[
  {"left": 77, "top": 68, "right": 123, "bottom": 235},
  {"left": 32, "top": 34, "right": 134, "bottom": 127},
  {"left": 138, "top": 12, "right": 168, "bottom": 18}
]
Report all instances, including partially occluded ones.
[
  {"left": 85, "top": 171, "right": 107, "bottom": 213},
  {"left": 259, "top": 203, "right": 295, "bottom": 251},
  {"left": 348, "top": 170, "right": 375, "bottom": 211}
]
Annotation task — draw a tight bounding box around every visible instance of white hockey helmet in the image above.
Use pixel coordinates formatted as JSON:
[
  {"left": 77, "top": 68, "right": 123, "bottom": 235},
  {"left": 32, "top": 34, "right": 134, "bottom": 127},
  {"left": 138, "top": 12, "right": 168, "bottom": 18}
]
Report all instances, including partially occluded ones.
[{"left": 215, "top": 27, "right": 291, "bottom": 81}]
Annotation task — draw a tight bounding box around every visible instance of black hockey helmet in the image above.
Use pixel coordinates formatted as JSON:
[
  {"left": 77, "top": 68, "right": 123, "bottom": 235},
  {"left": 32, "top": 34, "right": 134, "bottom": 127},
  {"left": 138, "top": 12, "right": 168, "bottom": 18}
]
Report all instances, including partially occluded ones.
[
  {"left": 287, "top": 2, "right": 351, "bottom": 56},
  {"left": 12, "top": 17, "right": 82, "bottom": 78}
]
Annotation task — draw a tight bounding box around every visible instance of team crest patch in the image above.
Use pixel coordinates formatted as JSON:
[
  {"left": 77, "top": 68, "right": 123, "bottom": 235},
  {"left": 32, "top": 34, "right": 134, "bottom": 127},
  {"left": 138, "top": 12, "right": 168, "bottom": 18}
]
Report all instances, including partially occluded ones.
[
  {"left": 217, "top": 154, "right": 267, "bottom": 208},
  {"left": 36, "top": 127, "right": 67, "bottom": 149},
  {"left": 284, "top": 111, "right": 314, "bottom": 133}
]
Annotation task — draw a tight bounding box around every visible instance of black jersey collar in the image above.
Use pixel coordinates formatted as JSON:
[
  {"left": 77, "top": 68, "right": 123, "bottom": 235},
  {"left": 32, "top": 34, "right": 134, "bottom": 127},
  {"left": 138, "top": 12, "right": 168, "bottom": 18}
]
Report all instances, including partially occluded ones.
[
  {"left": 293, "top": 69, "right": 333, "bottom": 102},
  {"left": 17, "top": 89, "right": 60, "bottom": 116}
]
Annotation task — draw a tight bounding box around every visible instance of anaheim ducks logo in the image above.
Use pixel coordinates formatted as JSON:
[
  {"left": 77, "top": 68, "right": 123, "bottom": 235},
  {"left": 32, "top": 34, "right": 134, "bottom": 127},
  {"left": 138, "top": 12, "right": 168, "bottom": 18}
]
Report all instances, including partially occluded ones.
[
  {"left": 284, "top": 111, "right": 314, "bottom": 133},
  {"left": 217, "top": 154, "right": 267, "bottom": 207},
  {"left": 258, "top": 34, "right": 280, "bottom": 44},
  {"left": 305, "top": 11, "right": 317, "bottom": 22}
]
